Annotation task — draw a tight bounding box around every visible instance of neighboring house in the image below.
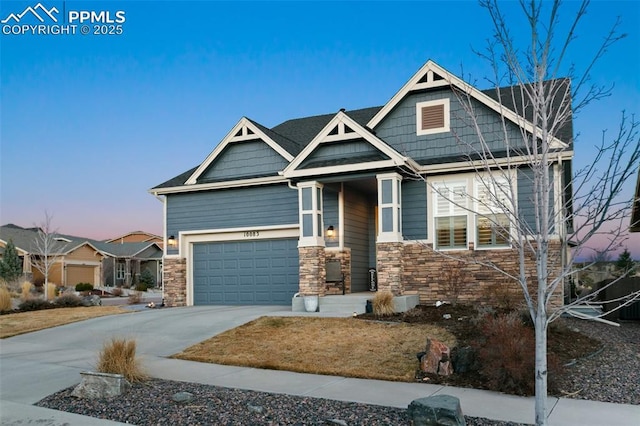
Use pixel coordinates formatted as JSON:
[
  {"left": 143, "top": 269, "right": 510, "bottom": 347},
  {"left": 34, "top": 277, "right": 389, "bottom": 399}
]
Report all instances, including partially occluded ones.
[
  {"left": 106, "top": 231, "right": 163, "bottom": 246},
  {"left": 0, "top": 224, "right": 104, "bottom": 286},
  {"left": 150, "top": 60, "right": 573, "bottom": 308},
  {"left": 0, "top": 224, "right": 163, "bottom": 288},
  {"left": 94, "top": 241, "right": 163, "bottom": 287}
]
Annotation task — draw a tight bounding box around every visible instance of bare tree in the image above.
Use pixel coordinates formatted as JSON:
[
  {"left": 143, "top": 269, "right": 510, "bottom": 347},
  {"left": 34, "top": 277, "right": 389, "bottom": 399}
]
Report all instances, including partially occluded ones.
[
  {"left": 457, "top": 1, "right": 639, "bottom": 424},
  {"left": 31, "top": 212, "right": 63, "bottom": 300},
  {"left": 402, "top": 1, "right": 639, "bottom": 424}
]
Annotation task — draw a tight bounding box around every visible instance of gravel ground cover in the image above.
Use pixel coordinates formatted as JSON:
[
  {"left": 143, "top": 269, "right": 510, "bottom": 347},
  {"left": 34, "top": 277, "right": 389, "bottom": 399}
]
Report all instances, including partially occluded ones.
[
  {"left": 35, "top": 316, "right": 638, "bottom": 425},
  {"left": 555, "top": 317, "right": 640, "bottom": 405},
  {"left": 37, "top": 379, "right": 527, "bottom": 426}
]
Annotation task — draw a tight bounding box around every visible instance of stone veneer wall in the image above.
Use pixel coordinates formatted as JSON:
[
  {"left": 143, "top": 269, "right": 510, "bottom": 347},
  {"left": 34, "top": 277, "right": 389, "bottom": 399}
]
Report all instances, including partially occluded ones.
[
  {"left": 163, "top": 257, "right": 187, "bottom": 307},
  {"left": 299, "top": 246, "right": 326, "bottom": 296},
  {"left": 325, "top": 248, "right": 351, "bottom": 294},
  {"left": 401, "top": 240, "right": 563, "bottom": 309},
  {"left": 376, "top": 242, "right": 405, "bottom": 295}
]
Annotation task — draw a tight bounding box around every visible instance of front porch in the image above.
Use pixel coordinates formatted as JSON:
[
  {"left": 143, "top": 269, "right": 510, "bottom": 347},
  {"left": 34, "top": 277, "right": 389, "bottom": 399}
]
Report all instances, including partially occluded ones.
[{"left": 292, "top": 292, "right": 419, "bottom": 314}]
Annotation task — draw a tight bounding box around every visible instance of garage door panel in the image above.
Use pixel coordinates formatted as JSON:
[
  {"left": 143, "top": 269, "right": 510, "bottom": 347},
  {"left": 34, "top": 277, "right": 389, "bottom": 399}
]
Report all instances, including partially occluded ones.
[{"left": 193, "top": 238, "right": 298, "bottom": 305}]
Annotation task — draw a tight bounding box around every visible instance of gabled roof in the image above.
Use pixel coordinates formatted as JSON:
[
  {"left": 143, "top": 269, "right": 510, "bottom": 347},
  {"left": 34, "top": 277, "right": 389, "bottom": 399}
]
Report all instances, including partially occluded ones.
[
  {"left": 367, "top": 60, "right": 571, "bottom": 148},
  {"left": 92, "top": 241, "right": 162, "bottom": 259},
  {"left": 0, "top": 224, "right": 86, "bottom": 255},
  {"left": 0, "top": 224, "right": 160, "bottom": 260},
  {"left": 106, "top": 231, "right": 161, "bottom": 244},
  {"left": 185, "top": 117, "right": 297, "bottom": 185},
  {"left": 151, "top": 61, "right": 574, "bottom": 194},
  {"left": 271, "top": 106, "right": 382, "bottom": 147},
  {"left": 282, "top": 110, "right": 418, "bottom": 179}
]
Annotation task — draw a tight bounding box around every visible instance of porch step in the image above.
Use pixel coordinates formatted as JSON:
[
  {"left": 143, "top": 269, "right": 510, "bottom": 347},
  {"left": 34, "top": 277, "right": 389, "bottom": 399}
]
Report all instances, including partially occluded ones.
[
  {"left": 564, "top": 304, "right": 603, "bottom": 318},
  {"left": 292, "top": 293, "right": 419, "bottom": 315}
]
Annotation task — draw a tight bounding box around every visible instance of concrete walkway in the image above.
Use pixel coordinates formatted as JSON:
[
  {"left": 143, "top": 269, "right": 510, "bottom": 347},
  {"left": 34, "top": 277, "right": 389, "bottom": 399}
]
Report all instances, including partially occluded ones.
[{"left": 1, "top": 306, "right": 638, "bottom": 425}]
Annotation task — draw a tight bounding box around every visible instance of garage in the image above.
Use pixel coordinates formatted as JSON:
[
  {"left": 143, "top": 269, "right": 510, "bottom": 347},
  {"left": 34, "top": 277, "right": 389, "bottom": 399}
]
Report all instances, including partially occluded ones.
[
  {"left": 192, "top": 238, "right": 299, "bottom": 305},
  {"left": 66, "top": 265, "right": 97, "bottom": 287}
]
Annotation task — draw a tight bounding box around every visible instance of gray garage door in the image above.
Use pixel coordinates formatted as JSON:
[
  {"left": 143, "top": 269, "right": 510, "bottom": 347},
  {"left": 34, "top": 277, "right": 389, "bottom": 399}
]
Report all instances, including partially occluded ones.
[{"left": 193, "top": 239, "right": 299, "bottom": 305}]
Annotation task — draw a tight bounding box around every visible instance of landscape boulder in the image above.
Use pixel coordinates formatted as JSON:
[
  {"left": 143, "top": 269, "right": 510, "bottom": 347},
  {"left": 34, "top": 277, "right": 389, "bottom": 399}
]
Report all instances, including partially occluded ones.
[
  {"left": 172, "top": 392, "right": 194, "bottom": 404},
  {"left": 71, "top": 371, "right": 129, "bottom": 399},
  {"left": 407, "top": 394, "right": 466, "bottom": 426},
  {"left": 450, "top": 346, "right": 478, "bottom": 374},
  {"left": 419, "top": 338, "right": 453, "bottom": 376},
  {"left": 82, "top": 295, "right": 102, "bottom": 306}
]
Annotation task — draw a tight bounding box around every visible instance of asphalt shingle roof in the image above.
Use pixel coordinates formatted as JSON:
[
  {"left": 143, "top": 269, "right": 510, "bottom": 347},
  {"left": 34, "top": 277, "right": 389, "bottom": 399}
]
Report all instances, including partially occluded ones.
[
  {"left": 152, "top": 78, "right": 574, "bottom": 190},
  {"left": 0, "top": 224, "right": 160, "bottom": 259},
  {"left": 271, "top": 106, "right": 382, "bottom": 146},
  {"left": 481, "top": 79, "right": 573, "bottom": 146}
]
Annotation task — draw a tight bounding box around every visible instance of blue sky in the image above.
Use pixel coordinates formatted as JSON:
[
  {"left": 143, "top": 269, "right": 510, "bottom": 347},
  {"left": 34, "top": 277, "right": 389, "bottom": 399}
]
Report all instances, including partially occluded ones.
[{"left": 1, "top": 1, "right": 639, "bottom": 257}]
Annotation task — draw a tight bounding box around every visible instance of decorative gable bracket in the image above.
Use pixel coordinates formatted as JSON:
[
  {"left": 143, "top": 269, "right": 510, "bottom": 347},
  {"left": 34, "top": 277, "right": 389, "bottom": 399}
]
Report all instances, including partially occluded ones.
[
  {"left": 282, "top": 111, "right": 419, "bottom": 179},
  {"left": 185, "top": 117, "right": 295, "bottom": 185}
]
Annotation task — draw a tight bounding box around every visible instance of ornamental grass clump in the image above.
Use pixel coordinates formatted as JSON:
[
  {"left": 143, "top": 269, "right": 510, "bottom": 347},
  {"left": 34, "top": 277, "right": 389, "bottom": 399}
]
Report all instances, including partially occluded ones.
[
  {"left": 372, "top": 290, "right": 395, "bottom": 316},
  {"left": 97, "top": 337, "right": 148, "bottom": 383},
  {"left": 0, "top": 286, "right": 12, "bottom": 312},
  {"left": 21, "top": 281, "right": 32, "bottom": 301}
]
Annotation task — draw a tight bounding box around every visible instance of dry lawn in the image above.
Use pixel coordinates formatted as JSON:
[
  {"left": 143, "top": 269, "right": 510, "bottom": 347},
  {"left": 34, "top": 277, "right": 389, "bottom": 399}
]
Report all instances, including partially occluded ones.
[
  {"left": 174, "top": 316, "right": 456, "bottom": 382},
  {"left": 0, "top": 306, "right": 128, "bottom": 338}
]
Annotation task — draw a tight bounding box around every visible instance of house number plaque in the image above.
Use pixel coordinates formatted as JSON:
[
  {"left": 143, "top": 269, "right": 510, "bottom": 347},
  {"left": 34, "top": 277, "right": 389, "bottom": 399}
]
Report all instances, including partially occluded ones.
[{"left": 243, "top": 231, "right": 260, "bottom": 237}]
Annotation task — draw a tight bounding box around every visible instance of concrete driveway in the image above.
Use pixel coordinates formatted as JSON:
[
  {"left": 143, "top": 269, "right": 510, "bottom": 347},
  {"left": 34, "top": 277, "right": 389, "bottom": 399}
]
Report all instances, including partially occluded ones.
[{"left": 0, "top": 305, "right": 287, "bottom": 406}]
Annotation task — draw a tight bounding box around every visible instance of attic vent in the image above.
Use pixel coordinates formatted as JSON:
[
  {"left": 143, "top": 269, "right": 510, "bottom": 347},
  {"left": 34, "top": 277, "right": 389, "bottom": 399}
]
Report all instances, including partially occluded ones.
[
  {"left": 344, "top": 125, "right": 354, "bottom": 133},
  {"left": 422, "top": 105, "right": 444, "bottom": 129},
  {"left": 416, "top": 99, "right": 450, "bottom": 135},
  {"left": 234, "top": 129, "right": 243, "bottom": 137},
  {"left": 54, "top": 237, "right": 72, "bottom": 243},
  {"left": 418, "top": 73, "right": 429, "bottom": 84},
  {"left": 246, "top": 128, "right": 254, "bottom": 135},
  {"left": 328, "top": 125, "right": 339, "bottom": 136},
  {"left": 433, "top": 72, "right": 444, "bottom": 81}
]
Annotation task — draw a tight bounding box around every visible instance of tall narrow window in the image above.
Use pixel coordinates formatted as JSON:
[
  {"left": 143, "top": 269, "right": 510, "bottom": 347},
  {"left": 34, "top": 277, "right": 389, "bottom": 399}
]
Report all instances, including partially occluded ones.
[
  {"left": 298, "top": 182, "right": 324, "bottom": 246},
  {"left": 116, "top": 263, "right": 125, "bottom": 280},
  {"left": 416, "top": 99, "right": 450, "bottom": 135},
  {"left": 433, "top": 181, "right": 467, "bottom": 249},
  {"left": 377, "top": 173, "right": 402, "bottom": 242},
  {"left": 476, "top": 177, "right": 512, "bottom": 248}
]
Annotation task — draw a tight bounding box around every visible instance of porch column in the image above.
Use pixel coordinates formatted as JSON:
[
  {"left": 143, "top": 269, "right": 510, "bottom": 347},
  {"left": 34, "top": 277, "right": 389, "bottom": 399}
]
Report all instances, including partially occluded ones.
[
  {"left": 376, "top": 242, "right": 404, "bottom": 295},
  {"left": 163, "top": 257, "right": 186, "bottom": 307},
  {"left": 297, "top": 181, "right": 326, "bottom": 296},
  {"left": 376, "top": 173, "right": 404, "bottom": 295}
]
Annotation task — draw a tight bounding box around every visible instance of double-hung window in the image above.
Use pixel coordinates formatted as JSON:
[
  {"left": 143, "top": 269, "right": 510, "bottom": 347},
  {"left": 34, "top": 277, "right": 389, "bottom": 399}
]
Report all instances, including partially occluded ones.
[
  {"left": 475, "top": 177, "right": 511, "bottom": 248},
  {"left": 433, "top": 181, "right": 467, "bottom": 249},
  {"left": 116, "top": 263, "right": 125, "bottom": 280},
  {"left": 298, "top": 182, "right": 324, "bottom": 246}
]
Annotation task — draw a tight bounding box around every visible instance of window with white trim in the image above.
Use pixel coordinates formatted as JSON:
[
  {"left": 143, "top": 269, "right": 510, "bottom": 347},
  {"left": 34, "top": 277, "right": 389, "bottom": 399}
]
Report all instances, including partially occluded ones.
[
  {"left": 298, "top": 182, "right": 324, "bottom": 246},
  {"left": 416, "top": 99, "right": 450, "bottom": 135},
  {"left": 433, "top": 181, "right": 467, "bottom": 249},
  {"left": 475, "top": 177, "right": 512, "bottom": 248},
  {"left": 377, "top": 173, "right": 402, "bottom": 242},
  {"left": 116, "top": 263, "right": 125, "bottom": 280}
]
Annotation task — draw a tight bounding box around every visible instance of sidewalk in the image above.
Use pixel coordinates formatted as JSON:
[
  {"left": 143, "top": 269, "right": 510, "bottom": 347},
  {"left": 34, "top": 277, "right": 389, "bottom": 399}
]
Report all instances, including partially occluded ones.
[{"left": 1, "top": 305, "right": 638, "bottom": 425}]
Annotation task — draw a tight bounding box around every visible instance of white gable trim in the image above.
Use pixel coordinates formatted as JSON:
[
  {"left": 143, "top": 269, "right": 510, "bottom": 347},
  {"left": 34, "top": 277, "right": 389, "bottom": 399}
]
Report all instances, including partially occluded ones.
[
  {"left": 185, "top": 117, "right": 295, "bottom": 185},
  {"left": 149, "top": 175, "right": 289, "bottom": 196},
  {"left": 367, "top": 60, "right": 568, "bottom": 150},
  {"left": 282, "top": 111, "right": 415, "bottom": 179}
]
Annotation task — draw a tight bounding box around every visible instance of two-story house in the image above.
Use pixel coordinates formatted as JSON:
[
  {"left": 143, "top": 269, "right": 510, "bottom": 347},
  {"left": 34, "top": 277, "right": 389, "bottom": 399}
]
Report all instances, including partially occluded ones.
[{"left": 150, "top": 60, "right": 573, "bottom": 309}]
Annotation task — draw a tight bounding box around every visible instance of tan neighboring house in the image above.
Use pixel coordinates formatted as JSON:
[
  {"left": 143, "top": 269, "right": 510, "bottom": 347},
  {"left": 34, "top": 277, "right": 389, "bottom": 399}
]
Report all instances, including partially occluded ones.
[
  {"left": 0, "top": 225, "right": 163, "bottom": 288},
  {"left": 0, "top": 224, "right": 104, "bottom": 286},
  {"left": 106, "top": 231, "right": 163, "bottom": 245}
]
